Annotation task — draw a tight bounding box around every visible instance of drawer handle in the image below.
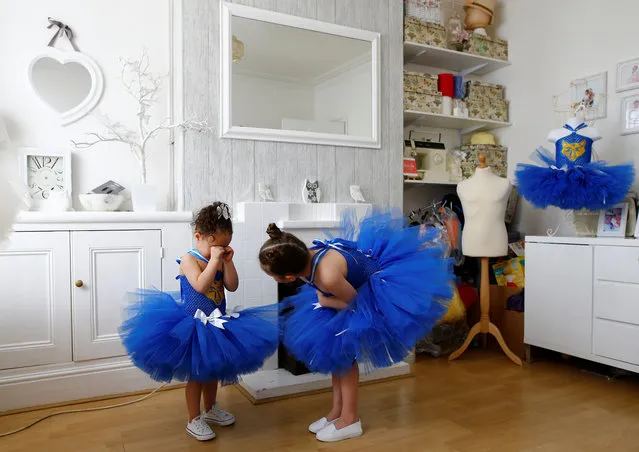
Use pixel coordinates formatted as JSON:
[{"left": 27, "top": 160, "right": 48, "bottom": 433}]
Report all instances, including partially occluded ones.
[{"left": 75, "top": 280, "right": 84, "bottom": 288}]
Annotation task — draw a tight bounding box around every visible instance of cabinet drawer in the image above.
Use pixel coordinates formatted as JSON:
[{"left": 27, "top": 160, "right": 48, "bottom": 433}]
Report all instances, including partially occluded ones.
[
  {"left": 593, "top": 318, "right": 639, "bottom": 366},
  {"left": 594, "top": 281, "right": 639, "bottom": 325},
  {"left": 595, "top": 246, "right": 639, "bottom": 284}
]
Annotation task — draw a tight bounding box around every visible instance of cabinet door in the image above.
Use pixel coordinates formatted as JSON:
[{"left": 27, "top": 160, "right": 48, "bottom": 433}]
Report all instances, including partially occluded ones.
[
  {"left": 525, "top": 242, "right": 593, "bottom": 359},
  {"left": 0, "top": 232, "right": 72, "bottom": 369},
  {"left": 72, "top": 230, "right": 162, "bottom": 361}
]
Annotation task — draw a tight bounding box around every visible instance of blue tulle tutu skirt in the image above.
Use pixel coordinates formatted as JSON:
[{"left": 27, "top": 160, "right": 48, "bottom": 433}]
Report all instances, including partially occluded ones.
[
  {"left": 281, "top": 209, "right": 454, "bottom": 376},
  {"left": 119, "top": 290, "right": 278, "bottom": 384},
  {"left": 516, "top": 149, "right": 634, "bottom": 210}
]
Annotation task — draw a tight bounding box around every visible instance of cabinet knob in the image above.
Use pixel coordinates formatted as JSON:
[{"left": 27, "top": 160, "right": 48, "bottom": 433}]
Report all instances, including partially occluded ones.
[{"left": 75, "top": 280, "right": 84, "bottom": 288}]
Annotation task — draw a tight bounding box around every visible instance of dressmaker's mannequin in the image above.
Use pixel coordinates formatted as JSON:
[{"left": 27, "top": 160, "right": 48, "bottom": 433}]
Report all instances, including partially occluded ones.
[{"left": 449, "top": 153, "right": 522, "bottom": 366}]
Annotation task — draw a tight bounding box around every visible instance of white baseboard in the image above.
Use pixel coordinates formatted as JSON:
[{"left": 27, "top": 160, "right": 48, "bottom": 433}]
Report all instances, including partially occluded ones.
[
  {"left": 0, "top": 359, "right": 171, "bottom": 413},
  {"left": 239, "top": 362, "right": 411, "bottom": 402}
]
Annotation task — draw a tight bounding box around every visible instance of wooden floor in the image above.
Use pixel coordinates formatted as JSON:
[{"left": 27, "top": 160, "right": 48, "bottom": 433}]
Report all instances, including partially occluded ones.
[{"left": 3, "top": 350, "right": 639, "bottom": 451}]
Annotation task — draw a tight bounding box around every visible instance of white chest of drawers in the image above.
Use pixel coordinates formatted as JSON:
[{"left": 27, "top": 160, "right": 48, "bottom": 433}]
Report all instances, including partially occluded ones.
[{"left": 526, "top": 236, "right": 639, "bottom": 373}]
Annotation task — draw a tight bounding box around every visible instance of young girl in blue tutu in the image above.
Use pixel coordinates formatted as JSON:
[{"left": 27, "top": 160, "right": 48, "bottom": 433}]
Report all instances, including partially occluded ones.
[
  {"left": 119, "top": 202, "right": 278, "bottom": 441},
  {"left": 259, "top": 209, "right": 453, "bottom": 443}
]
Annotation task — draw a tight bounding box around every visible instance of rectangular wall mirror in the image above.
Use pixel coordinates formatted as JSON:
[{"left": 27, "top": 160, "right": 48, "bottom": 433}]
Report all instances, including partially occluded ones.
[{"left": 220, "top": 3, "right": 381, "bottom": 148}]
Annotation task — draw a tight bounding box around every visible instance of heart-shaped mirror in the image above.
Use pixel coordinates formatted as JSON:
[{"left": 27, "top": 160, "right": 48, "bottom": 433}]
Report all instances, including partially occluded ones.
[{"left": 29, "top": 48, "right": 104, "bottom": 126}]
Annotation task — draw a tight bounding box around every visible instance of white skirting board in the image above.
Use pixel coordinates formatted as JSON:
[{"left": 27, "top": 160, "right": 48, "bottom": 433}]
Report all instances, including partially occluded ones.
[
  {"left": 239, "top": 362, "right": 411, "bottom": 403},
  {"left": 0, "top": 360, "right": 173, "bottom": 413}
]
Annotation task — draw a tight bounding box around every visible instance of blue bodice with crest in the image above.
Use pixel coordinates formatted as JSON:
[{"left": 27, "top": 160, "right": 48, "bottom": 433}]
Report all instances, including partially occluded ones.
[
  {"left": 303, "top": 239, "right": 380, "bottom": 295},
  {"left": 555, "top": 123, "right": 593, "bottom": 168},
  {"left": 176, "top": 250, "right": 226, "bottom": 316}
]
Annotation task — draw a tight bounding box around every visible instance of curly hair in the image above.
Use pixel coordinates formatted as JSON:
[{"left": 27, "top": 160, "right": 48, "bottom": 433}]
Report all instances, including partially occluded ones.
[
  {"left": 192, "top": 202, "right": 233, "bottom": 235},
  {"left": 259, "top": 223, "right": 309, "bottom": 276}
]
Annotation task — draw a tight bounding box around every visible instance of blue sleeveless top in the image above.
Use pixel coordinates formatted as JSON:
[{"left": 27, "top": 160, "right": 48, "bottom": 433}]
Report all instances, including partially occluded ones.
[
  {"left": 555, "top": 123, "right": 593, "bottom": 168},
  {"left": 303, "top": 239, "right": 380, "bottom": 296},
  {"left": 176, "top": 250, "right": 226, "bottom": 316}
]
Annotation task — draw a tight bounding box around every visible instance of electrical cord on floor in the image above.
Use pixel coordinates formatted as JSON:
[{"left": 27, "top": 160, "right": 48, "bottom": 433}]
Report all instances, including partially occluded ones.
[{"left": 0, "top": 383, "right": 168, "bottom": 438}]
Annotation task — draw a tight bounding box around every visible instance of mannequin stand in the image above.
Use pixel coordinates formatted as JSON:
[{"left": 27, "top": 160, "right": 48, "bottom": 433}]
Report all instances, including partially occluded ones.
[{"left": 448, "top": 257, "right": 522, "bottom": 366}]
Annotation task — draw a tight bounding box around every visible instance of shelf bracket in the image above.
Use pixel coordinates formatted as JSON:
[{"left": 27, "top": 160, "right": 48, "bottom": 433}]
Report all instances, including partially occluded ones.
[
  {"left": 459, "top": 63, "right": 488, "bottom": 77},
  {"left": 461, "top": 124, "right": 486, "bottom": 135}
]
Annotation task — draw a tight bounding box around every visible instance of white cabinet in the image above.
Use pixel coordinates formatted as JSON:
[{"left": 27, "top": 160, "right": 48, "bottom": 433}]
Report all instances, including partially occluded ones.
[
  {"left": 71, "top": 230, "right": 162, "bottom": 361},
  {"left": 0, "top": 212, "right": 192, "bottom": 412},
  {"left": 525, "top": 242, "right": 593, "bottom": 360},
  {"left": 526, "top": 236, "right": 639, "bottom": 373},
  {"left": 0, "top": 232, "right": 72, "bottom": 369}
]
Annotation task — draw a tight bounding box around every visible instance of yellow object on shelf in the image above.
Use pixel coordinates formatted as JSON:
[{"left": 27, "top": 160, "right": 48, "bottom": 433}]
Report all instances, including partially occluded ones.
[
  {"left": 492, "top": 257, "right": 525, "bottom": 288},
  {"left": 470, "top": 132, "right": 496, "bottom": 145}
]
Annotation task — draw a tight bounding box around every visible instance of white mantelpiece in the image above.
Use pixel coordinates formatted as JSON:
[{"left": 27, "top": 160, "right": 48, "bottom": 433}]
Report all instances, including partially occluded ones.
[{"left": 231, "top": 202, "right": 411, "bottom": 402}]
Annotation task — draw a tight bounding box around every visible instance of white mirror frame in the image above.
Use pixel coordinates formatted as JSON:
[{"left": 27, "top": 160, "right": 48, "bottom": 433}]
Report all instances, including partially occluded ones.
[
  {"left": 28, "top": 48, "right": 104, "bottom": 126},
  {"left": 220, "top": 2, "right": 381, "bottom": 149}
]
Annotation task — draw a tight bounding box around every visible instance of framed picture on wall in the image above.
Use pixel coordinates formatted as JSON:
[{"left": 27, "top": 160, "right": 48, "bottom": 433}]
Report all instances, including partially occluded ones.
[
  {"left": 616, "top": 57, "right": 639, "bottom": 92},
  {"left": 571, "top": 72, "right": 607, "bottom": 120},
  {"left": 621, "top": 94, "right": 639, "bottom": 135},
  {"left": 597, "top": 203, "right": 629, "bottom": 237}
]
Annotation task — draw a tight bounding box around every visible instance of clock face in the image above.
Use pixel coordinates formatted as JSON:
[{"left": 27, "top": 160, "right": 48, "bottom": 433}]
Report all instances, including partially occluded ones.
[{"left": 27, "top": 155, "right": 65, "bottom": 199}]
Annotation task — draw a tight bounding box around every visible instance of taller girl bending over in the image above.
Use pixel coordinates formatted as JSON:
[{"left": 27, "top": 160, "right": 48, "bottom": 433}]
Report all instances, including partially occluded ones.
[{"left": 259, "top": 209, "right": 453, "bottom": 443}]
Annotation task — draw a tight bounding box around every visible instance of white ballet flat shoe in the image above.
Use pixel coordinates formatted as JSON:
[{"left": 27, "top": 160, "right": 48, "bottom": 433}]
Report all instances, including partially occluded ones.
[
  {"left": 316, "top": 420, "right": 363, "bottom": 442},
  {"left": 308, "top": 417, "right": 337, "bottom": 434}
]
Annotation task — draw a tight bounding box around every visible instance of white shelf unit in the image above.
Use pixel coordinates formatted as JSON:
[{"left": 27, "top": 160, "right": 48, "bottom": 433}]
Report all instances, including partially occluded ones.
[
  {"left": 402, "top": 40, "right": 511, "bottom": 191},
  {"left": 404, "top": 179, "right": 458, "bottom": 186},
  {"left": 404, "top": 110, "right": 510, "bottom": 135},
  {"left": 404, "top": 41, "right": 510, "bottom": 76}
]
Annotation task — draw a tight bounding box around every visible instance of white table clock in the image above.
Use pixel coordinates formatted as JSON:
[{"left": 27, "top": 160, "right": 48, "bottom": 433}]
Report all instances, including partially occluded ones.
[{"left": 19, "top": 147, "right": 72, "bottom": 212}]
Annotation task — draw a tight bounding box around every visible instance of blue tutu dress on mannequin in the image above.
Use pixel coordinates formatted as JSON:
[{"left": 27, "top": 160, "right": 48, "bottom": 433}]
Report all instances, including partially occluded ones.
[
  {"left": 516, "top": 121, "right": 634, "bottom": 210},
  {"left": 281, "top": 210, "right": 454, "bottom": 376},
  {"left": 119, "top": 250, "right": 278, "bottom": 384}
]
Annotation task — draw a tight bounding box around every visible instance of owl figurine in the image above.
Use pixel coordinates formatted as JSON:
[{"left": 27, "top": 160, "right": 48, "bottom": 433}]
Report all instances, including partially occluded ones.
[
  {"left": 302, "top": 180, "right": 321, "bottom": 204},
  {"left": 349, "top": 185, "right": 366, "bottom": 203},
  {"left": 257, "top": 183, "right": 275, "bottom": 202}
]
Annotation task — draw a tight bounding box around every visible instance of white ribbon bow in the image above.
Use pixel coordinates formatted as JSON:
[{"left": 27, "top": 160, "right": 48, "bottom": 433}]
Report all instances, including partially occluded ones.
[{"left": 194, "top": 308, "right": 228, "bottom": 329}]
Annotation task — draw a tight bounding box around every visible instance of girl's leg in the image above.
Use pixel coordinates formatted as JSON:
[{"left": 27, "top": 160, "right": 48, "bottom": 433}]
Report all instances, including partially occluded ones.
[
  {"left": 326, "top": 373, "right": 342, "bottom": 421},
  {"left": 202, "top": 380, "right": 219, "bottom": 412},
  {"left": 185, "top": 381, "right": 203, "bottom": 421},
  {"left": 335, "top": 364, "right": 359, "bottom": 429}
]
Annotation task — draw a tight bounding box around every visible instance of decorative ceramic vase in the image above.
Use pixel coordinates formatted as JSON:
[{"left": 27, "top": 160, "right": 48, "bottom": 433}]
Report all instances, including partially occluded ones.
[{"left": 132, "top": 184, "right": 157, "bottom": 212}]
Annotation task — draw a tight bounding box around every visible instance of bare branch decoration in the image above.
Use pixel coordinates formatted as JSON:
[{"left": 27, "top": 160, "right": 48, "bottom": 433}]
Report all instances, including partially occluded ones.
[{"left": 71, "top": 48, "right": 211, "bottom": 184}]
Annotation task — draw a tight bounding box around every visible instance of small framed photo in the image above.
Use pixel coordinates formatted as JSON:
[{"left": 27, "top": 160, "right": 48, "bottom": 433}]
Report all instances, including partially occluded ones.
[
  {"left": 597, "top": 203, "right": 629, "bottom": 237},
  {"left": 571, "top": 72, "right": 607, "bottom": 120},
  {"left": 616, "top": 57, "right": 639, "bottom": 92},
  {"left": 621, "top": 94, "right": 639, "bottom": 135}
]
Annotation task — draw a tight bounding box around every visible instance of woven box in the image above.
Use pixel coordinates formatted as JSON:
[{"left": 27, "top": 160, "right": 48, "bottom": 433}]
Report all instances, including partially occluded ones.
[
  {"left": 457, "top": 144, "right": 508, "bottom": 179},
  {"left": 404, "top": 17, "right": 446, "bottom": 48},
  {"left": 404, "top": 0, "right": 442, "bottom": 25},
  {"left": 465, "top": 80, "right": 505, "bottom": 102},
  {"left": 463, "top": 34, "right": 508, "bottom": 61},
  {"left": 404, "top": 91, "right": 443, "bottom": 114},
  {"left": 466, "top": 98, "right": 509, "bottom": 122},
  {"left": 404, "top": 71, "right": 439, "bottom": 95}
]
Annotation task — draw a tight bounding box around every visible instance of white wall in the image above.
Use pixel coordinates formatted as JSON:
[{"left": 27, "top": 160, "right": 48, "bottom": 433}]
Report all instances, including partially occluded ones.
[
  {"left": 0, "top": 0, "right": 173, "bottom": 210},
  {"left": 491, "top": 0, "right": 639, "bottom": 235},
  {"left": 314, "top": 62, "right": 372, "bottom": 137},
  {"left": 232, "top": 74, "right": 314, "bottom": 129}
]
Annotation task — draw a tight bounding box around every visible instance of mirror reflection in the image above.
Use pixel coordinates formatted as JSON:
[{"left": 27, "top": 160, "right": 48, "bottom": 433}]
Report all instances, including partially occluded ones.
[
  {"left": 31, "top": 58, "right": 92, "bottom": 113},
  {"left": 231, "top": 16, "right": 373, "bottom": 137}
]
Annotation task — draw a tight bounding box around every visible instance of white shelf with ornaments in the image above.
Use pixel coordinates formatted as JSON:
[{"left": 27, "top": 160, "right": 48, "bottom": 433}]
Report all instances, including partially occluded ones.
[
  {"left": 403, "top": 41, "right": 510, "bottom": 76},
  {"left": 404, "top": 110, "right": 510, "bottom": 135}
]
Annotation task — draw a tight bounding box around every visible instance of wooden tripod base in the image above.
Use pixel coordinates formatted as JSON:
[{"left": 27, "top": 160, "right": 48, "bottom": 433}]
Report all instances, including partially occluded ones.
[{"left": 448, "top": 257, "right": 522, "bottom": 366}]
